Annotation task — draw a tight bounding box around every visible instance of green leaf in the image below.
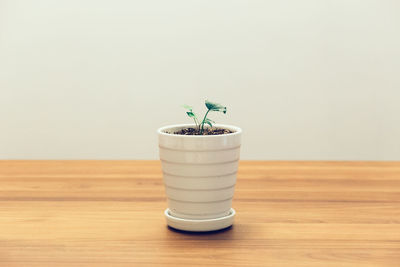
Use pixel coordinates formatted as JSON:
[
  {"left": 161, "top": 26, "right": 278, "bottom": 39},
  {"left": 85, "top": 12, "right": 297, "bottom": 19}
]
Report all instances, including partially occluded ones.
[
  {"left": 182, "top": 104, "right": 193, "bottom": 111},
  {"left": 205, "top": 100, "right": 227, "bottom": 114},
  {"left": 186, "top": 111, "right": 196, "bottom": 118}
]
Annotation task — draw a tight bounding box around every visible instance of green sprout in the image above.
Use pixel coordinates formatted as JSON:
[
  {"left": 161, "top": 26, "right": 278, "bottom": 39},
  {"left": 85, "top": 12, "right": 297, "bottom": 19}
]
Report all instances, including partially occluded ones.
[{"left": 183, "top": 100, "right": 227, "bottom": 135}]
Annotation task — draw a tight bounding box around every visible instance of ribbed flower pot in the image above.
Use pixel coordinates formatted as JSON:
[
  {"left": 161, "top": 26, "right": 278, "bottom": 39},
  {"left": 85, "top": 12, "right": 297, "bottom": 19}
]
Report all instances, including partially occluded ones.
[{"left": 158, "top": 124, "right": 242, "bottom": 232}]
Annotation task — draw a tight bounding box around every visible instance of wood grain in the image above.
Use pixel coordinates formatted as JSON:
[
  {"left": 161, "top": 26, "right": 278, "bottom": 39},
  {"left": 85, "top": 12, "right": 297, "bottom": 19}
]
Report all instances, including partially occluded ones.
[{"left": 0, "top": 160, "right": 399, "bottom": 266}]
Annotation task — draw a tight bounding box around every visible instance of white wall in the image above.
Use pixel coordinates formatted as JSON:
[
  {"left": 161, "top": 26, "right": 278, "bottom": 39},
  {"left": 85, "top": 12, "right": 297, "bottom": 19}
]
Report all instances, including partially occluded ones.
[{"left": 1, "top": 0, "right": 399, "bottom": 160}]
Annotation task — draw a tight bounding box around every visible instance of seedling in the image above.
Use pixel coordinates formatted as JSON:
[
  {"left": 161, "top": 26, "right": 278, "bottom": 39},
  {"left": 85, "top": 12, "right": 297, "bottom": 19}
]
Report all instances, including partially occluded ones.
[{"left": 183, "top": 100, "right": 227, "bottom": 135}]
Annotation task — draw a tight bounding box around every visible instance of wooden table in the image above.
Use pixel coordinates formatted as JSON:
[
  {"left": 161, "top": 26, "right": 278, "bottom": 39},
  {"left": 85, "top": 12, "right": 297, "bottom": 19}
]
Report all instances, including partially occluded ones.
[{"left": 1, "top": 161, "right": 399, "bottom": 266}]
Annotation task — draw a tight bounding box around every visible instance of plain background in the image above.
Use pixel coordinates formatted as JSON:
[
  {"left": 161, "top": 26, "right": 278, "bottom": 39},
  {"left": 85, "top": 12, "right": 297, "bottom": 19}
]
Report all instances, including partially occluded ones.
[{"left": 1, "top": 0, "right": 399, "bottom": 160}]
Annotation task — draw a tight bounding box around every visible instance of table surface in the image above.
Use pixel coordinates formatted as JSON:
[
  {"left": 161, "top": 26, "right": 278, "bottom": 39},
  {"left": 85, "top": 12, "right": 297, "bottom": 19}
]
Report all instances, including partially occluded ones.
[{"left": 0, "top": 160, "right": 399, "bottom": 266}]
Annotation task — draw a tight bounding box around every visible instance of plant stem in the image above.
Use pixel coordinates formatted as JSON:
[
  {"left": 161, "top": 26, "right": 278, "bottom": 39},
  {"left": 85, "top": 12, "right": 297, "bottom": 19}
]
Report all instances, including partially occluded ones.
[
  {"left": 193, "top": 117, "right": 199, "bottom": 129},
  {"left": 200, "top": 109, "right": 211, "bottom": 135}
]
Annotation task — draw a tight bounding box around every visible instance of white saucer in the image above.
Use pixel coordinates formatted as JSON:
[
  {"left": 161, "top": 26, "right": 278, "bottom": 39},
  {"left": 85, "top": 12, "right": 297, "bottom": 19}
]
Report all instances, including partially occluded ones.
[{"left": 164, "top": 208, "right": 235, "bottom": 232}]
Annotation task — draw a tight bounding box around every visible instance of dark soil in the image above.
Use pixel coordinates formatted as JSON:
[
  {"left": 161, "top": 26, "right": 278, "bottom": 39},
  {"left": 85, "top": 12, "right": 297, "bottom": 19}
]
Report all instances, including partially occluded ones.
[{"left": 173, "top": 127, "right": 233, "bottom": 135}]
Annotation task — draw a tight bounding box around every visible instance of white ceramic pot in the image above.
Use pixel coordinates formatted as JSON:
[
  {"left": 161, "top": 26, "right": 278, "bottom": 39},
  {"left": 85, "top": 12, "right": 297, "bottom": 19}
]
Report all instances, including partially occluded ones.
[{"left": 158, "top": 124, "right": 242, "bottom": 231}]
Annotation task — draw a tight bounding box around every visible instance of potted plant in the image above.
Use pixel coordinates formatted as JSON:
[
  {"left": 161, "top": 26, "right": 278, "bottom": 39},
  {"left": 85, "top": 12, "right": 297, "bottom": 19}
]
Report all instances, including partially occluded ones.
[{"left": 158, "top": 100, "right": 242, "bottom": 231}]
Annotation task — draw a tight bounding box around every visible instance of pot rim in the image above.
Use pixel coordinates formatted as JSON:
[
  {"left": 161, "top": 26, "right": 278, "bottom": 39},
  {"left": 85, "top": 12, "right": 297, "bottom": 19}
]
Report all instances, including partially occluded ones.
[{"left": 157, "top": 124, "right": 242, "bottom": 138}]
